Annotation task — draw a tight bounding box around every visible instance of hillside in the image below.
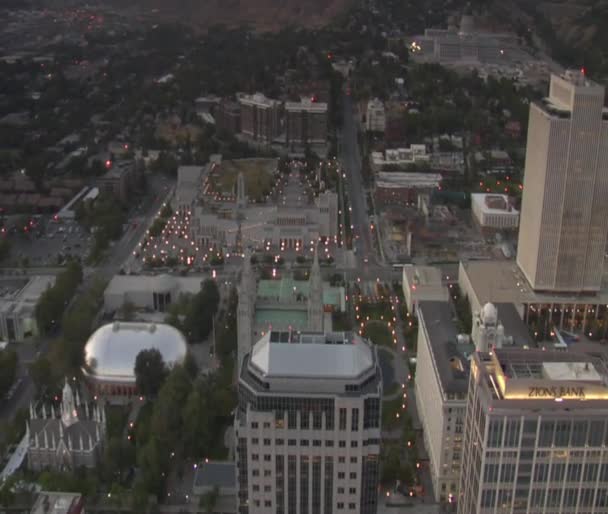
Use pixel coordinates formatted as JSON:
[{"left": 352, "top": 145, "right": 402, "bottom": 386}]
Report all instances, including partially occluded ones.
[
  {"left": 134, "top": 0, "right": 353, "bottom": 31},
  {"left": 517, "top": 0, "right": 608, "bottom": 77}
]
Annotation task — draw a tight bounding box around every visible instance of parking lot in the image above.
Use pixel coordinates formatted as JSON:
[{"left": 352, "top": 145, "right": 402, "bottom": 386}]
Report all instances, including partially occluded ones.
[{"left": 7, "top": 216, "right": 93, "bottom": 266}]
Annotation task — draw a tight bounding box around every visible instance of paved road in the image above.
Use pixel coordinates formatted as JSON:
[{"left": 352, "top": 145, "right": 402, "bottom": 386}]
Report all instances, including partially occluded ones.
[{"left": 339, "top": 91, "right": 377, "bottom": 266}]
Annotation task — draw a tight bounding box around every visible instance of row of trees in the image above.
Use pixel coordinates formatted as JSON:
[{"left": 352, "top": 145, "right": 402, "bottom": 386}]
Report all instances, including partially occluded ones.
[
  {"left": 76, "top": 192, "right": 127, "bottom": 262},
  {"left": 132, "top": 355, "right": 236, "bottom": 502},
  {"left": 0, "top": 348, "right": 18, "bottom": 400},
  {"left": 30, "top": 276, "right": 106, "bottom": 397},
  {"left": 35, "top": 260, "right": 83, "bottom": 335},
  {"left": 165, "top": 279, "right": 220, "bottom": 343}
]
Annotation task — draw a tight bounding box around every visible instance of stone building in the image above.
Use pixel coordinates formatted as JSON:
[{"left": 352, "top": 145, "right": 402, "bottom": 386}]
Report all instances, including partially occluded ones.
[{"left": 27, "top": 380, "right": 106, "bottom": 471}]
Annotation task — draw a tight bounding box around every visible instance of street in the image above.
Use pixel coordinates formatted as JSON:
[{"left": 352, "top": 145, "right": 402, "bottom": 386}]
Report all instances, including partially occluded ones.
[{"left": 339, "top": 91, "right": 378, "bottom": 266}]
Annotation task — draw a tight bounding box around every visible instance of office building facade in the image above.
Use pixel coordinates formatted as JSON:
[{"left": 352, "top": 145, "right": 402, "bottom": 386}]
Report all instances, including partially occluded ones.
[
  {"left": 236, "top": 330, "right": 382, "bottom": 514},
  {"left": 517, "top": 70, "right": 608, "bottom": 293},
  {"left": 459, "top": 348, "right": 608, "bottom": 514},
  {"left": 239, "top": 93, "right": 281, "bottom": 144},
  {"left": 285, "top": 99, "right": 328, "bottom": 146}
]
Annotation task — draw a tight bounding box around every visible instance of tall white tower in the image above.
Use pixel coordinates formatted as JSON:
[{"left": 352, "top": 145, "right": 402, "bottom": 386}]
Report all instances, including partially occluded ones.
[
  {"left": 237, "top": 248, "right": 256, "bottom": 372},
  {"left": 517, "top": 70, "right": 608, "bottom": 292},
  {"left": 307, "top": 249, "right": 324, "bottom": 331}
]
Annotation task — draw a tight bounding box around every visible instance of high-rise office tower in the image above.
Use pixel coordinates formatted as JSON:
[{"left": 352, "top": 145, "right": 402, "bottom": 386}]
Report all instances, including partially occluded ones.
[
  {"left": 459, "top": 348, "right": 608, "bottom": 514},
  {"left": 235, "top": 330, "right": 383, "bottom": 514},
  {"left": 516, "top": 70, "right": 608, "bottom": 293}
]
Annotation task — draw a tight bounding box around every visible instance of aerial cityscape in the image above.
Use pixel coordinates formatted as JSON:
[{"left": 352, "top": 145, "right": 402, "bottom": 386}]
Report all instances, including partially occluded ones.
[{"left": 1, "top": 0, "right": 607, "bottom": 513}]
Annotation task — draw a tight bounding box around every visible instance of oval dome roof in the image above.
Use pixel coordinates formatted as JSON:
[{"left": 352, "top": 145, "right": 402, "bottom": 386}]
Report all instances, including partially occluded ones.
[{"left": 82, "top": 322, "right": 187, "bottom": 383}]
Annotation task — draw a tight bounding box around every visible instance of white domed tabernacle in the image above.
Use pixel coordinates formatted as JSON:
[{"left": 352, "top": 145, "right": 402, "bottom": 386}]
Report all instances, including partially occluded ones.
[{"left": 82, "top": 322, "right": 187, "bottom": 400}]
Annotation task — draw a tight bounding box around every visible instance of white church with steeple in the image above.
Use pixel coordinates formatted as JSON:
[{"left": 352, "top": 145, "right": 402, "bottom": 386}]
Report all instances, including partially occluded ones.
[{"left": 27, "top": 379, "right": 106, "bottom": 471}]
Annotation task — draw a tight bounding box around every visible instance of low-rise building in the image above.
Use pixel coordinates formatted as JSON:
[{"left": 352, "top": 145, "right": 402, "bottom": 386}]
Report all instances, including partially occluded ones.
[
  {"left": 471, "top": 193, "right": 519, "bottom": 230},
  {"left": 103, "top": 274, "right": 204, "bottom": 314},
  {"left": 371, "top": 145, "right": 430, "bottom": 170},
  {"left": 366, "top": 98, "right": 386, "bottom": 132},
  {"left": 402, "top": 265, "right": 448, "bottom": 312},
  {"left": 193, "top": 461, "right": 237, "bottom": 497},
  {"left": 31, "top": 492, "right": 84, "bottom": 514},
  {"left": 0, "top": 276, "right": 55, "bottom": 343}
]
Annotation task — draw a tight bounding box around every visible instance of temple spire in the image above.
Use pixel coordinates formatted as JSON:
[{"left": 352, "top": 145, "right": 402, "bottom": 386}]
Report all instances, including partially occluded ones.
[
  {"left": 61, "top": 378, "right": 78, "bottom": 427},
  {"left": 308, "top": 246, "right": 323, "bottom": 331}
]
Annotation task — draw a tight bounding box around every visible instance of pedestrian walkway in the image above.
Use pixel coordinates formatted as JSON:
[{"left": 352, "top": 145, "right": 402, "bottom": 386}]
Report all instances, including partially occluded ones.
[{"left": 0, "top": 432, "right": 28, "bottom": 482}]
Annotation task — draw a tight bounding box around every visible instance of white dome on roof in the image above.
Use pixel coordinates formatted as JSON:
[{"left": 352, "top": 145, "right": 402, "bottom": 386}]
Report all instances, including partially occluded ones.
[
  {"left": 82, "top": 322, "right": 187, "bottom": 383},
  {"left": 482, "top": 302, "right": 497, "bottom": 323}
]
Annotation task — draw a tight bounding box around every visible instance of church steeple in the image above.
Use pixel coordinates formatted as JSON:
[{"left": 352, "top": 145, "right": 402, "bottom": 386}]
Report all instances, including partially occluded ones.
[
  {"left": 61, "top": 378, "right": 78, "bottom": 428},
  {"left": 236, "top": 172, "right": 248, "bottom": 210},
  {"left": 237, "top": 247, "right": 255, "bottom": 372},
  {"left": 308, "top": 247, "right": 324, "bottom": 331}
]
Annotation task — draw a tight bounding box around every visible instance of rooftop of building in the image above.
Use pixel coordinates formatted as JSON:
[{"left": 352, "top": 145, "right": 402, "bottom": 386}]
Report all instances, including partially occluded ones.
[
  {"left": 239, "top": 92, "right": 280, "bottom": 108},
  {"left": 249, "top": 331, "right": 375, "bottom": 380},
  {"left": 459, "top": 259, "right": 608, "bottom": 306},
  {"left": 476, "top": 348, "right": 608, "bottom": 403},
  {"left": 82, "top": 322, "right": 188, "bottom": 383},
  {"left": 403, "top": 265, "right": 443, "bottom": 288},
  {"left": 285, "top": 98, "right": 328, "bottom": 112},
  {"left": 418, "top": 300, "right": 533, "bottom": 396},
  {"left": 257, "top": 277, "right": 344, "bottom": 307},
  {"left": 31, "top": 492, "right": 83, "bottom": 514},
  {"left": 193, "top": 461, "right": 236, "bottom": 490},
  {"left": 471, "top": 193, "right": 518, "bottom": 215},
  {"left": 417, "top": 301, "right": 472, "bottom": 396},
  {"left": 0, "top": 275, "right": 56, "bottom": 315},
  {"left": 104, "top": 274, "right": 203, "bottom": 297},
  {"left": 254, "top": 308, "right": 309, "bottom": 332}
]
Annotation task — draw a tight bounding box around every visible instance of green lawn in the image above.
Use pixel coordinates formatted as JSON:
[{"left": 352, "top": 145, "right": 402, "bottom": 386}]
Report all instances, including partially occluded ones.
[
  {"left": 359, "top": 300, "right": 393, "bottom": 321},
  {"left": 364, "top": 320, "right": 393, "bottom": 347},
  {"left": 210, "top": 159, "right": 276, "bottom": 202}
]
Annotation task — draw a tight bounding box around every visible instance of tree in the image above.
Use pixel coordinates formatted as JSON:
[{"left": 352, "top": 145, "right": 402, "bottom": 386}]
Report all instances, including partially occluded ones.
[
  {"left": 0, "top": 476, "right": 16, "bottom": 507},
  {"left": 134, "top": 349, "right": 167, "bottom": 398},
  {"left": 121, "top": 301, "right": 136, "bottom": 321},
  {"left": 0, "top": 349, "right": 17, "bottom": 400},
  {"left": 151, "top": 365, "right": 192, "bottom": 449},
  {"left": 29, "top": 355, "right": 54, "bottom": 394},
  {"left": 0, "top": 238, "right": 10, "bottom": 262},
  {"left": 103, "top": 436, "right": 136, "bottom": 482},
  {"left": 199, "top": 486, "right": 219, "bottom": 513},
  {"left": 183, "top": 279, "right": 220, "bottom": 342}
]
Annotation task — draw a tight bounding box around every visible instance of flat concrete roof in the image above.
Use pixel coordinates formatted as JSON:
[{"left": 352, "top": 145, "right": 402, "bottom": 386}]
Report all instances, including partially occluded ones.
[
  {"left": 418, "top": 300, "right": 534, "bottom": 396},
  {"left": 460, "top": 260, "right": 608, "bottom": 306},
  {"left": 193, "top": 461, "right": 236, "bottom": 489},
  {"left": 418, "top": 301, "right": 471, "bottom": 395}
]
